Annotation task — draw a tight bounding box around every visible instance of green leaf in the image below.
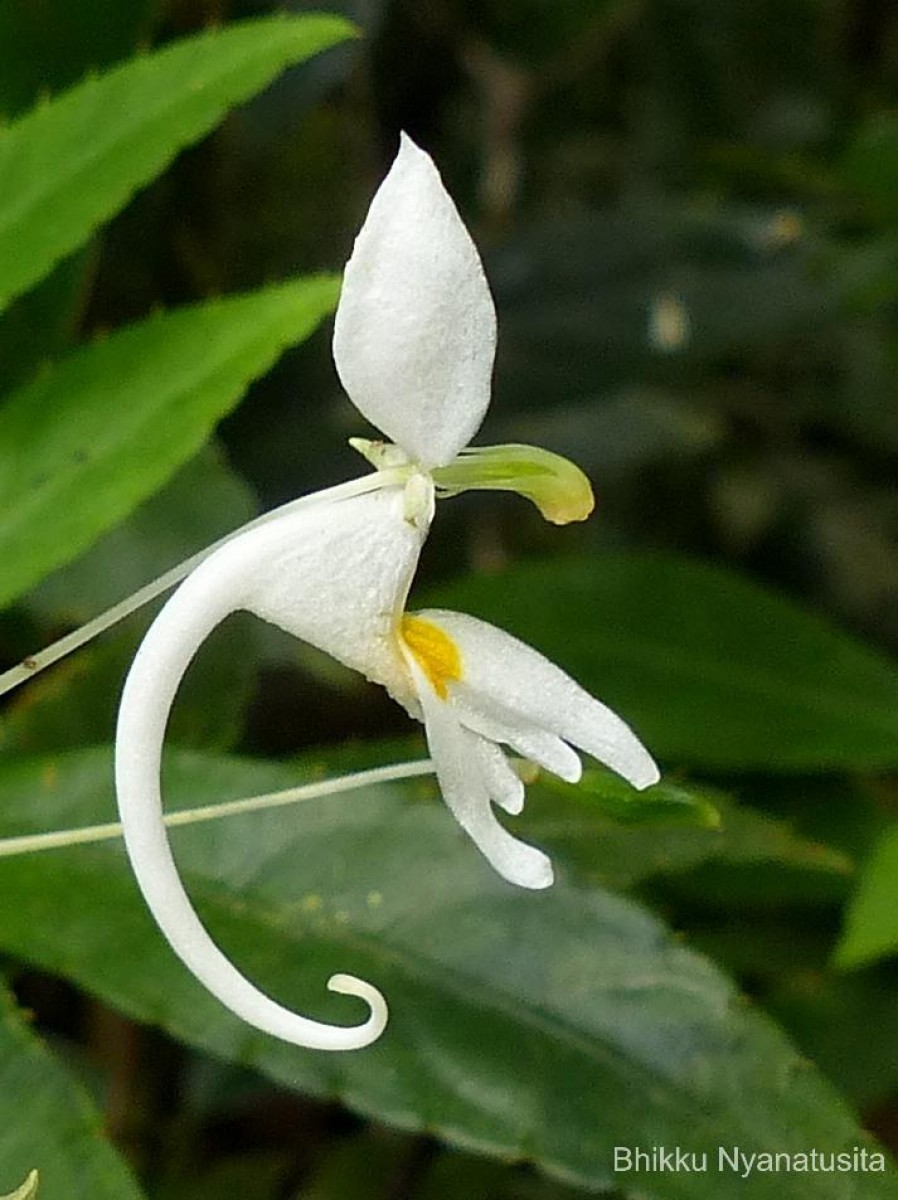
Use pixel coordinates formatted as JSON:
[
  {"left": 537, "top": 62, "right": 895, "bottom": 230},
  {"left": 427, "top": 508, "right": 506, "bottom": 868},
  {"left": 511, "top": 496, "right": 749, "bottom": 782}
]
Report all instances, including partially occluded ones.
[
  {"left": 2, "top": 448, "right": 259, "bottom": 754},
  {"left": 523, "top": 773, "right": 851, "bottom": 892},
  {"left": 0, "top": 980, "right": 143, "bottom": 1199},
  {"left": 0, "top": 249, "right": 94, "bottom": 395},
  {"left": 770, "top": 969, "right": 898, "bottom": 1110},
  {"left": 28, "top": 443, "right": 255, "bottom": 621},
  {"left": 421, "top": 552, "right": 898, "bottom": 771},
  {"left": 539, "top": 766, "right": 722, "bottom": 828},
  {"left": 834, "top": 822, "right": 898, "bottom": 970},
  {"left": 0, "top": 1171, "right": 38, "bottom": 1200},
  {"left": 0, "top": 0, "right": 155, "bottom": 118},
  {"left": 0, "top": 2, "right": 155, "bottom": 393},
  {"left": 0, "top": 747, "right": 890, "bottom": 1199},
  {"left": 843, "top": 114, "right": 898, "bottom": 222},
  {"left": 0, "top": 275, "right": 339, "bottom": 610},
  {"left": 0, "top": 13, "right": 355, "bottom": 313}
]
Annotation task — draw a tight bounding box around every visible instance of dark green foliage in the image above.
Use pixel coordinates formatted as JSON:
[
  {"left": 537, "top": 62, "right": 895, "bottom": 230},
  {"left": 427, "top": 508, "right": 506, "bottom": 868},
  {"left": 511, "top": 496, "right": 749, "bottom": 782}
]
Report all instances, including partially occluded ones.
[{"left": 3, "top": 1, "right": 898, "bottom": 1196}]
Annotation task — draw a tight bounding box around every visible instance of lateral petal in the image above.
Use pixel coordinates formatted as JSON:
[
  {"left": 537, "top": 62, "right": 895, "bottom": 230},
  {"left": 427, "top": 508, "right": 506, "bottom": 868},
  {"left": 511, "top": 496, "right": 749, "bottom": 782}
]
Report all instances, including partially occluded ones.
[
  {"left": 453, "top": 690, "right": 583, "bottom": 784},
  {"left": 474, "top": 739, "right": 526, "bottom": 815},
  {"left": 333, "top": 134, "right": 497, "bottom": 468},
  {"left": 406, "top": 655, "right": 554, "bottom": 889},
  {"left": 417, "top": 609, "right": 660, "bottom": 790}
]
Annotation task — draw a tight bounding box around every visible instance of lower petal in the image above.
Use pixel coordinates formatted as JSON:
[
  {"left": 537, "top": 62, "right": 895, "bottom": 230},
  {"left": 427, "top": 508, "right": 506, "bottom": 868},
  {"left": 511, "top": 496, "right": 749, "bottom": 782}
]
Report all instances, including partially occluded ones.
[
  {"left": 407, "top": 657, "right": 553, "bottom": 890},
  {"left": 416, "top": 609, "right": 659, "bottom": 790}
]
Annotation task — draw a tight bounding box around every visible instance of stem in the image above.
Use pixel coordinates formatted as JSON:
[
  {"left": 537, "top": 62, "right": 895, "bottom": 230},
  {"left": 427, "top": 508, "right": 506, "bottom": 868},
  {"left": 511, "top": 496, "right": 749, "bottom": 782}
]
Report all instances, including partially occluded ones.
[
  {"left": 0, "top": 470, "right": 399, "bottom": 701},
  {"left": 0, "top": 758, "right": 435, "bottom": 859}
]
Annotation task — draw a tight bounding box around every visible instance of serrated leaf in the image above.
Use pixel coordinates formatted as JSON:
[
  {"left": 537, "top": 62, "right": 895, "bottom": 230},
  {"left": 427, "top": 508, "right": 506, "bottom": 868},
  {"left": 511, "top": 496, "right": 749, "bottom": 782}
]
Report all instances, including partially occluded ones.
[
  {"left": 29, "top": 443, "right": 255, "bottom": 621},
  {"left": 422, "top": 552, "right": 898, "bottom": 771},
  {"left": 0, "top": 0, "right": 154, "bottom": 118},
  {"left": 0, "top": 250, "right": 94, "bottom": 396},
  {"left": 0, "top": 747, "right": 890, "bottom": 1199},
  {"left": 0, "top": 981, "right": 143, "bottom": 1199},
  {"left": 0, "top": 14, "right": 354, "bottom": 313},
  {"left": 0, "top": 275, "right": 339, "bottom": 610}
]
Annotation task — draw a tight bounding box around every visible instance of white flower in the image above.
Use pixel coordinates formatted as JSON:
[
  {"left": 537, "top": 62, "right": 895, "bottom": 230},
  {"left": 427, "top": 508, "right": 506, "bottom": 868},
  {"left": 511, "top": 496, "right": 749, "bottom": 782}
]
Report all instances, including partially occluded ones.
[{"left": 115, "top": 134, "right": 659, "bottom": 1053}]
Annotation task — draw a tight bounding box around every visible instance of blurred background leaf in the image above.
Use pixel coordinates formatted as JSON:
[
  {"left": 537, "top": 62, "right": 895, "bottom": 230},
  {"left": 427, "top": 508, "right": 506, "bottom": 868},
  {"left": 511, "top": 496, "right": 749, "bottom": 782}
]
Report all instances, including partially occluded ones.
[
  {"left": 835, "top": 824, "right": 898, "bottom": 971},
  {"left": 0, "top": 981, "right": 144, "bottom": 1198},
  {"left": 0, "top": 1171, "right": 38, "bottom": 1200},
  {"left": 0, "top": 276, "right": 338, "bottom": 609},
  {"left": 0, "top": 747, "right": 891, "bottom": 1199},
  {"left": 1, "top": 447, "right": 259, "bottom": 753},
  {"left": 0, "top": 14, "right": 354, "bottom": 313}
]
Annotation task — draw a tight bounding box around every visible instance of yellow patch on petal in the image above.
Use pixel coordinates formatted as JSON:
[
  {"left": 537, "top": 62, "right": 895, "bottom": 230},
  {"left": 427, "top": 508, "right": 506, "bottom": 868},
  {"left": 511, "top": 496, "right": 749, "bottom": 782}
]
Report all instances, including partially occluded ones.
[{"left": 401, "top": 615, "right": 462, "bottom": 700}]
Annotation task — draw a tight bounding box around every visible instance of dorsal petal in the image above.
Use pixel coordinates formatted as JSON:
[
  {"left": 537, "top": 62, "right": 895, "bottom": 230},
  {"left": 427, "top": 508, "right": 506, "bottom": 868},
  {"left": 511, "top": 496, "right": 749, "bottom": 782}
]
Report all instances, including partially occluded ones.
[{"left": 333, "top": 134, "right": 497, "bottom": 468}]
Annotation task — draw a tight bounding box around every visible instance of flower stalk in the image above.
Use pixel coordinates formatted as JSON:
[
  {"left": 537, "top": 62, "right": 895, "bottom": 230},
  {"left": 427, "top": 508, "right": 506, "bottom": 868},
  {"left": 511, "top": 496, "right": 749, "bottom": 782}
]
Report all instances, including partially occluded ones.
[{"left": 0, "top": 759, "right": 435, "bottom": 858}]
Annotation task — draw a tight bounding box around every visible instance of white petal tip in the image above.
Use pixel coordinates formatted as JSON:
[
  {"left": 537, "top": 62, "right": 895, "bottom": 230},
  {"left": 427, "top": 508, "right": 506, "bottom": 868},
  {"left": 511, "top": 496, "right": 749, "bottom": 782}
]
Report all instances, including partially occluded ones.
[
  {"left": 500, "top": 846, "right": 555, "bottom": 891},
  {"left": 631, "top": 760, "right": 661, "bottom": 791},
  {"left": 398, "top": 130, "right": 425, "bottom": 158},
  {"left": 518, "top": 856, "right": 555, "bottom": 891},
  {"left": 496, "top": 790, "right": 525, "bottom": 816},
  {"left": 326, "top": 974, "right": 389, "bottom": 1045},
  {"left": 560, "top": 757, "right": 583, "bottom": 785}
]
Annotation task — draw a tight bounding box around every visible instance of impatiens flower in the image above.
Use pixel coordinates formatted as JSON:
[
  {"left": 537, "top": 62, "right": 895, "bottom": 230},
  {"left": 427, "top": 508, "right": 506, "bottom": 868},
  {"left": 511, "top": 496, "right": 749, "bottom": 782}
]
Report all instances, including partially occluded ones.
[{"left": 114, "top": 133, "right": 659, "bottom": 1053}]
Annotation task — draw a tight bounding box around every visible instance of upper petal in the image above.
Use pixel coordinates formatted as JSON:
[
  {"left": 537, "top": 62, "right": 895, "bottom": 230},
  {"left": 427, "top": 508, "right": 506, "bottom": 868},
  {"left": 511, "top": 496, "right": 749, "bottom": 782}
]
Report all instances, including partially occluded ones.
[
  {"left": 415, "top": 609, "right": 660, "bottom": 790},
  {"left": 333, "top": 133, "right": 497, "bottom": 468}
]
